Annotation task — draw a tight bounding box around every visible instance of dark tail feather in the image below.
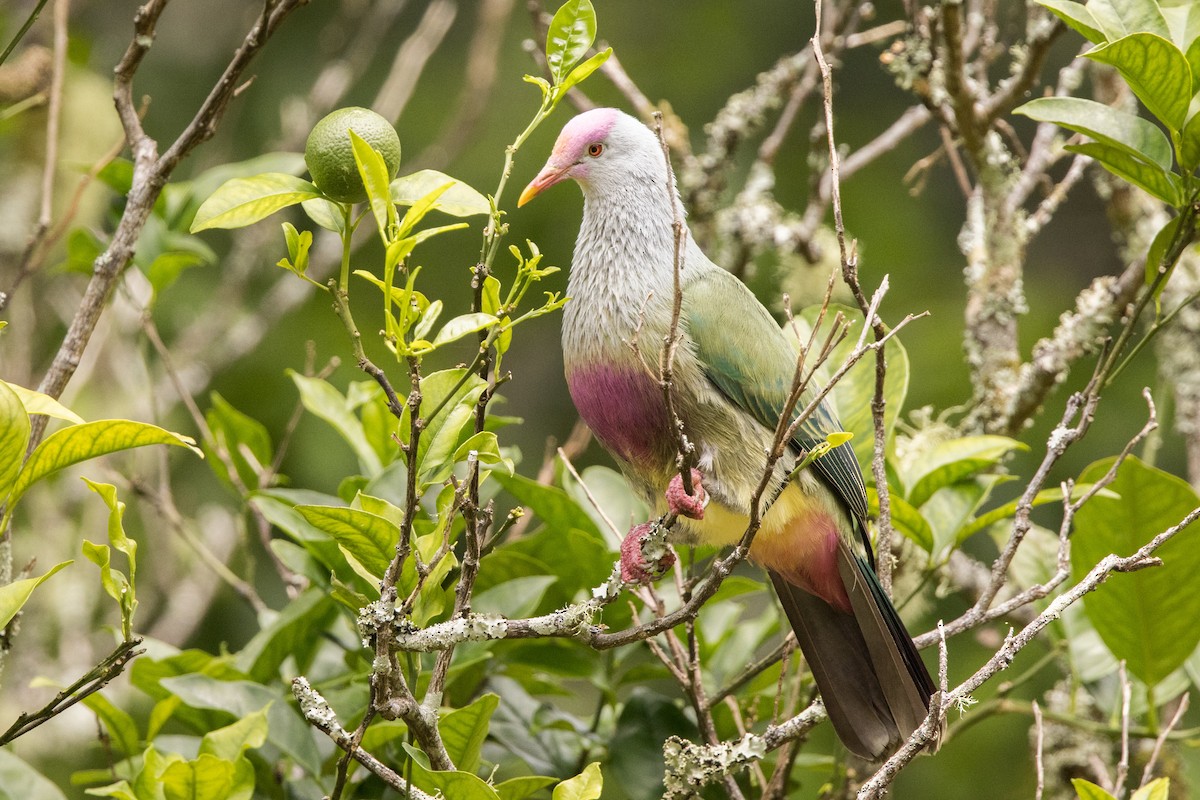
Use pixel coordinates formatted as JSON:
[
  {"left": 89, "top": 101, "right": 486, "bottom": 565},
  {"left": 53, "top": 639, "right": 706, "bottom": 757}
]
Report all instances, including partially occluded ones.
[{"left": 769, "top": 544, "right": 936, "bottom": 760}]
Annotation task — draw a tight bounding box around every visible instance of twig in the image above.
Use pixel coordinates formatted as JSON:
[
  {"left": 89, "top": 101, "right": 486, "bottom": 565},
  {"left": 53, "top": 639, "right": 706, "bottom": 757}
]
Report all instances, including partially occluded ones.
[
  {"left": 1113, "top": 661, "right": 1131, "bottom": 797},
  {"left": 812, "top": 16, "right": 903, "bottom": 590},
  {"left": 940, "top": 0, "right": 982, "bottom": 157},
  {"left": 131, "top": 477, "right": 268, "bottom": 615},
  {"left": 292, "top": 678, "right": 436, "bottom": 800},
  {"left": 140, "top": 311, "right": 301, "bottom": 591},
  {"left": 1033, "top": 700, "right": 1045, "bottom": 800},
  {"left": 0, "top": 0, "right": 49, "bottom": 67},
  {"left": 37, "top": 0, "right": 67, "bottom": 232},
  {"left": 857, "top": 504, "right": 1200, "bottom": 798},
  {"left": 652, "top": 111, "right": 697, "bottom": 492},
  {"left": 1139, "top": 693, "right": 1189, "bottom": 786},
  {"left": 31, "top": 0, "right": 307, "bottom": 447},
  {"left": 709, "top": 636, "right": 794, "bottom": 706},
  {"left": 0, "top": 637, "right": 144, "bottom": 745}
]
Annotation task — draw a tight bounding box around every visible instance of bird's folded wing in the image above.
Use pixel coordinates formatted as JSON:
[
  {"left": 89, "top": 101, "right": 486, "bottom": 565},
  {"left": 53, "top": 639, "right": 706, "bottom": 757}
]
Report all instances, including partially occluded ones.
[{"left": 681, "top": 268, "right": 869, "bottom": 528}]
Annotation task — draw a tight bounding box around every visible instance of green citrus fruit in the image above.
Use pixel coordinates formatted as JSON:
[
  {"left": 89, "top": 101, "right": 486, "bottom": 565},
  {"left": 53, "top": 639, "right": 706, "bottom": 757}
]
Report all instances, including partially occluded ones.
[{"left": 304, "top": 107, "right": 401, "bottom": 204}]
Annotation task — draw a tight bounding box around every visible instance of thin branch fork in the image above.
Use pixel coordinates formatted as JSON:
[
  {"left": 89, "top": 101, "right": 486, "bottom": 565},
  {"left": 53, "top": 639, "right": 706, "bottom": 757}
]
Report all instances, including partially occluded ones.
[
  {"left": 292, "top": 677, "right": 436, "bottom": 800},
  {"left": 31, "top": 0, "right": 307, "bottom": 448},
  {"left": 858, "top": 503, "right": 1200, "bottom": 799},
  {"left": 812, "top": 23, "right": 908, "bottom": 591},
  {"left": 0, "top": 637, "right": 144, "bottom": 745}
]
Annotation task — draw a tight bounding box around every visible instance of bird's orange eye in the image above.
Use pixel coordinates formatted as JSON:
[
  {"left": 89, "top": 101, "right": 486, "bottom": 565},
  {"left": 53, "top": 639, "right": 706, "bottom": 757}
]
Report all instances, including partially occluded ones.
[{"left": 587, "top": 142, "right": 604, "bottom": 157}]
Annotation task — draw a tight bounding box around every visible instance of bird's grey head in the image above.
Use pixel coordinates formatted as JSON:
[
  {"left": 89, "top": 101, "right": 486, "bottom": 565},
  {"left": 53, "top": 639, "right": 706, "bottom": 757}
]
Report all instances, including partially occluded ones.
[{"left": 519, "top": 108, "right": 665, "bottom": 206}]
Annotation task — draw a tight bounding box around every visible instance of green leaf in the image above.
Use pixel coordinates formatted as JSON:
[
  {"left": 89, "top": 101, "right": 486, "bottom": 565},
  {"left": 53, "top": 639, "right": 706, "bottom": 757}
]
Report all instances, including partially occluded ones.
[
  {"left": 473, "top": 575, "right": 558, "bottom": 618},
  {"left": 923, "top": 477, "right": 1002, "bottom": 555},
  {"left": 482, "top": 275, "right": 502, "bottom": 316},
  {"left": 295, "top": 504, "right": 399, "bottom": 578},
  {"left": 205, "top": 392, "right": 273, "bottom": 492},
  {"left": 439, "top": 693, "right": 499, "bottom": 773},
  {"left": 145, "top": 250, "right": 209, "bottom": 295},
  {"left": 431, "top": 312, "right": 499, "bottom": 348},
  {"left": 792, "top": 307, "right": 908, "bottom": 469},
  {"left": 1187, "top": 33, "right": 1200, "bottom": 84},
  {"left": 395, "top": 183, "right": 452, "bottom": 243},
  {"left": 1086, "top": 32, "right": 1192, "bottom": 131},
  {"left": 1132, "top": 778, "right": 1171, "bottom": 800},
  {"left": 1066, "top": 141, "right": 1183, "bottom": 205},
  {"left": 200, "top": 706, "right": 269, "bottom": 761},
  {"left": 3, "top": 381, "right": 85, "bottom": 424},
  {"left": 496, "top": 776, "right": 558, "bottom": 800},
  {"left": 609, "top": 694, "right": 694, "bottom": 800},
  {"left": 253, "top": 492, "right": 369, "bottom": 588},
  {"left": 0, "top": 381, "right": 30, "bottom": 504},
  {"left": 559, "top": 48, "right": 612, "bottom": 94},
  {"left": 277, "top": 221, "right": 314, "bottom": 279},
  {"left": 0, "top": 561, "right": 71, "bottom": 629},
  {"left": 904, "top": 435, "right": 1025, "bottom": 508},
  {"left": 391, "top": 170, "right": 490, "bottom": 216},
  {"left": 564, "top": 465, "right": 645, "bottom": 542},
  {"left": 1145, "top": 212, "right": 1184, "bottom": 304},
  {"left": 10, "top": 420, "right": 199, "bottom": 509},
  {"left": 553, "top": 762, "right": 603, "bottom": 800},
  {"left": 159, "top": 673, "right": 321, "bottom": 776},
  {"left": 412, "top": 298, "right": 445, "bottom": 342},
  {"left": 133, "top": 748, "right": 183, "bottom": 799},
  {"left": 1072, "top": 455, "right": 1200, "bottom": 686},
  {"left": 190, "top": 173, "right": 320, "bottom": 232},
  {"left": 418, "top": 403, "right": 473, "bottom": 486},
  {"left": 492, "top": 472, "right": 602, "bottom": 540},
  {"left": 159, "top": 753, "right": 237, "bottom": 800},
  {"left": 1180, "top": 94, "right": 1200, "bottom": 170},
  {"left": 349, "top": 129, "right": 397, "bottom": 242},
  {"left": 184, "top": 151, "right": 307, "bottom": 213},
  {"left": 1163, "top": 0, "right": 1200, "bottom": 49},
  {"left": 405, "top": 759, "right": 502, "bottom": 800},
  {"left": 1098, "top": 0, "right": 1172, "bottom": 38},
  {"left": 1036, "top": 0, "right": 1107, "bottom": 43},
  {"left": 82, "top": 479, "right": 137, "bottom": 638},
  {"left": 234, "top": 588, "right": 337, "bottom": 682},
  {"left": 1014, "top": 95, "right": 1174, "bottom": 169},
  {"left": 61, "top": 226, "right": 105, "bottom": 274},
  {"left": 82, "top": 693, "right": 141, "bottom": 759},
  {"left": 955, "top": 484, "right": 1100, "bottom": 545},
  {"left": 868, "top": 488, "right": 934, "bottom": 552},
  {"left": 545, "top": 0, "right": 597, "bottom": 84},
  {"left": 0, "top": 749, "right": 69, "bottom": 800},
  {"left": 300, "top": 197, "right": 346, "bottom": 233},
  {"left": 454, "top": 430, "right": 514, "bottom": 475},
  {"left": 1072, "top": 778, "right": 1118, "bottom": 800},
  {"left": 289, "top": 372, "right": 383, "bottom": 476}
]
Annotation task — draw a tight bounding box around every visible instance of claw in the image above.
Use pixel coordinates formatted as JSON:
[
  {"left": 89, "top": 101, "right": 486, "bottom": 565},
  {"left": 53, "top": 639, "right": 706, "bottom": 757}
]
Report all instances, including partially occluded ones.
[
  {"left": 666, "top": 468, "right": 707, "bottom": 519},
  {"left": 619, "top": 522, "right": 676, "bottom": 583}
]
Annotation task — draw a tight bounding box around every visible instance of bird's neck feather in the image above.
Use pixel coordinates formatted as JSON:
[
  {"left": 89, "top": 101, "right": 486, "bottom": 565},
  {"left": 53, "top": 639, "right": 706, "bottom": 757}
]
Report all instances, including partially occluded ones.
[{"left": 563, "top": 178, "right": 706, "bottom": 364}]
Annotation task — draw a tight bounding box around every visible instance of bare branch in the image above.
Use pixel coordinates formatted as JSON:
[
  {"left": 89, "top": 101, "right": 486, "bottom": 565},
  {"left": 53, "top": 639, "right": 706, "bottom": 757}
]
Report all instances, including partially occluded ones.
[
  {"left": 292, "top": 678, "right": 437, "bottom": 800},
  {"left": 859, "top": 502, "right": 1200, "bottom": 797},
  {"left": 31, "top": 0, "right": 307, "bottom": 447}
]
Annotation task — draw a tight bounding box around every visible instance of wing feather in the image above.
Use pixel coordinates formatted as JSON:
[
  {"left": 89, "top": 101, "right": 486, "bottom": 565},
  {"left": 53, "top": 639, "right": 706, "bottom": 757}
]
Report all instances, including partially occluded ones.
[{"left": 682, "top": 269, "right": 870, "bottom": 527}]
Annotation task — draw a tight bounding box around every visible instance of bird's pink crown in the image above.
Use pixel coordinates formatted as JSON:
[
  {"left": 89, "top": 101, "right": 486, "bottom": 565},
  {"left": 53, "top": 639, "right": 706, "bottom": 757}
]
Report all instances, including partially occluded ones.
[{"left": 550, "top": 107, "right": 622, "bottom": 163}]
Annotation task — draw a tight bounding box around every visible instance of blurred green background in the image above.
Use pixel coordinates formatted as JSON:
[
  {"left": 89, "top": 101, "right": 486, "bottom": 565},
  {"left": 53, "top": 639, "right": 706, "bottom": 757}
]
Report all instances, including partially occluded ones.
[{"left": 2, "top": 0, "right": 1191, "bottom": 797}]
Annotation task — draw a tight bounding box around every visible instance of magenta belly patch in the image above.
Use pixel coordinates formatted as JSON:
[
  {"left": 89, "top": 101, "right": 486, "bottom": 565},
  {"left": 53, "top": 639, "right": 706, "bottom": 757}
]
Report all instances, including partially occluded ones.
[{"left": 567, "top": 364, "right": 671, "bottom": 465}]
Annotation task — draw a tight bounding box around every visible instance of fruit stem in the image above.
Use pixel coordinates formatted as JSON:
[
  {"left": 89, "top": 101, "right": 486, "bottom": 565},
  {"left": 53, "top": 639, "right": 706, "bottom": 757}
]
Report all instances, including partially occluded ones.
[{"left": 338, "top": 202, "right": 353, "bottom": 293}]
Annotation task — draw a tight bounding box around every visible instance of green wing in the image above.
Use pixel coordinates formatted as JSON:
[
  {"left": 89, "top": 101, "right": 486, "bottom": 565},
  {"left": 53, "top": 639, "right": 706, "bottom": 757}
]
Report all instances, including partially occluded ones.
[{"left": 682, "top": 268, "right": 870, "bottom": 527}]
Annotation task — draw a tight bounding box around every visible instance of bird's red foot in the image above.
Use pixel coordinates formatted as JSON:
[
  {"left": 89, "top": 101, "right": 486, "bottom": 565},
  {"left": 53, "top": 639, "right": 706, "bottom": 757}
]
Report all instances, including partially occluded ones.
[
  {"left": 620, "top": 522, "right": 676, "bottom": 583},
  {"left": 666, "top": 468, "right": 707, "bottom": 519}
]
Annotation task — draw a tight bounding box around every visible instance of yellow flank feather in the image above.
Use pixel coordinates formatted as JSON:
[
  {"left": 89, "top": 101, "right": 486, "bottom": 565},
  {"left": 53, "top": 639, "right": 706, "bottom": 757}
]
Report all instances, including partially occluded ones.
[{"left": 696, "top": 481, "right": 819, "bottom": 542}]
